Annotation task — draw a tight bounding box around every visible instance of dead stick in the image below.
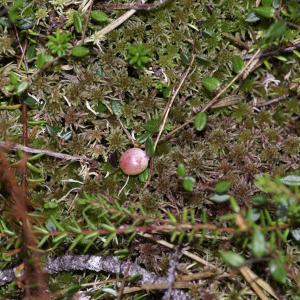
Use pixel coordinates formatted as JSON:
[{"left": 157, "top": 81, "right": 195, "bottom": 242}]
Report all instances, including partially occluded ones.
[
  {"left": 154, "top": 42, "right": 195, "bottom": 151},
  {"left": 0, "top": 141, "right": 94, "bottom": 162}
]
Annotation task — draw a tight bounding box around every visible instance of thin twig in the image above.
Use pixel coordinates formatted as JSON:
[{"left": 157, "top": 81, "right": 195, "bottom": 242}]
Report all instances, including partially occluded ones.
[
  {"left": 0, "top": 255, "right": 193, "bottom": 300},
  {"left": 243, "top": 40, "right": 300, "bottom": 61},
  {"left": 254, "top": 94, "right": 289, "bottom": 107},
  {"left": 139, "top": 233, "right": 222, "bottom": 271},
  {"left": 141, "top": 233, "right": 280, "bottom": 300},
  {"left": 240, "top": 266, "right": 279, "bottom": 300},
  {"left": 0, "top": 141, "right": 95, "bottom": 162},
  {"left": 96, "top": 0, "right": 172, "bottom": 11},
  {"left": 117, "top": 116, "right": 137, "bottom": 147},
  {"left": 80, "top": 0, "right": 94, "bottom": 44},
  {"left": 201, "top": 49, "right": 261, "bottom": 112},
  {"left": 154, "top": 42, "right": 195, "bottom": 151},
  {"left": 84, "top": 0, "right": 147, "bottom": 44}
]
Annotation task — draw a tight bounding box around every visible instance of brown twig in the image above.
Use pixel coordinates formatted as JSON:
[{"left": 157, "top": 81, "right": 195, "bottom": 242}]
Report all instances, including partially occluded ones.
[
  {"left": 0, "top": 141, "right": 95, "bottom": 162},
  {"left": 0, "top": 150, "right": 49, "bottom": 299},
  {"left": 84, "top": 0, "right": 148, "bottom": 44},
  {"left": 80, "top": 0, "right": 94, "bottom": 44},
  {"left": 0, "top": 255, "right": 193, "bottom": 300},
  {"left": 141, "top": 233, "right": 280, "bottom": 300},
  {"left": 137, "top": 42, "right": 195, "bottom": 195},
  {"left": 96, "top": 0, "right": 172, "bottom": 11},
  {"left": 154, "top": 41, "right": 195, "bottom": 151},
  {"left": 254, "top": 94, "right": 289, "bottom": 108},
  {"left": 243, "top": 41, "right": 300, "bottom": 61}
]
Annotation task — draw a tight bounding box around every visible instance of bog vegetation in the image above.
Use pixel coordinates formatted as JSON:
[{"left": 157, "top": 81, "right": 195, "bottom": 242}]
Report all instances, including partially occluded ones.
[{"left": 0, "top": 0, "right": 300, "bottom": 299}]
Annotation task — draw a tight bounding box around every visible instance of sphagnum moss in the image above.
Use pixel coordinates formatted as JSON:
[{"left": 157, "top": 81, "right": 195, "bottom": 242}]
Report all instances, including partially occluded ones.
[{"left": 0, "top": 0, "right": 300, "bottom": 298}]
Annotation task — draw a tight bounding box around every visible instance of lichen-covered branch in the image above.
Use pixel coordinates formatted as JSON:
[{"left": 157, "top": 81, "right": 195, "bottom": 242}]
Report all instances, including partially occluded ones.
[{"left": 0, "top": 255, "right": 193, "bottom": 300}]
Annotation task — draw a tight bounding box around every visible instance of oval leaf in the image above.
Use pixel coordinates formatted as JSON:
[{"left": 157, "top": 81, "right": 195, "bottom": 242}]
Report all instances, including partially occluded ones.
[
  {"left": 145, "top": 136, "right": 154, "bottom": 157},
  {"left": 251, "top": 228, "right": 267, "bottom": 257},
  {"left": 245, "top": 12, "right": 260, "bottom": 23},
  {"left": 291, "top": 228, "right": 300, "bottom": 241},
  {"left": 280, "top": 175, "right": 300, "bottom": 186},
  {"left": 210, "top": 194, "right": 230, "bottom": 203},
  {"left": 220, "top": 251, "right": 245, "bottom": 268},
  {"left": 264, "top": 21, "right": 287, "bottom": 41},
  {"left": 194, "top": 112, "right": 208, "bottom": 131},
  {"left": 71, "top": 46, "right": 90, "bottom": 57},
  {"left": 232, "top": 55, "right": 244, "bottom": 74},
  {"left": 202, "top": 77, "right": 220, "bottom": 92},
  {"left": 177, "top": 163, "right": 186, "bottom": 177},
  {"left": 183, "top": 176, "right": 196, "bottom": 192},
  {"left": 73, "top": 12, "right": 82, "bottom": 33},
  {"left": 215, "top": 180, "right": 231, "bottom": 194},
  {"left": 138, "top": 168, "right": 149, "bottom": 183},
  {"left": 91, "top": 10, "right": 108, "bottom": 23},
  {"left": 269, "top": 259, "right": 287, "bottom": 283},
  {"left": 16, "top": 81, "right": 29, "bottom": 94},
  {"left": 253, "top": 7, "right": 275, "bottom": 18}
]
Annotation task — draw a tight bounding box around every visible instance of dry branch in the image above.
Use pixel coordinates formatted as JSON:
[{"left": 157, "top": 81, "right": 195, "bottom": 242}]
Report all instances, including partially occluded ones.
[
  {"left": 0, "top": 141, "right": 95, "bottom": 162},
  {"left": 0, "top": 255, "right": 194, "bottom": 300}
]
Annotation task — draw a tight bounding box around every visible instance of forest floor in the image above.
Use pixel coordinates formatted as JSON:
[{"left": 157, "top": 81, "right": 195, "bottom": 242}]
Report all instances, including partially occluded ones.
[{"left": 0, "top": 0, "right": 300, "bottom": 299}]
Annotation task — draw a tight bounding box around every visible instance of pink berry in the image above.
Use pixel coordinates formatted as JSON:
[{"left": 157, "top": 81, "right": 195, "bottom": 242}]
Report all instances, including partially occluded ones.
[{"left": 119, "top": 148, "right": 149, "bottom": 175}]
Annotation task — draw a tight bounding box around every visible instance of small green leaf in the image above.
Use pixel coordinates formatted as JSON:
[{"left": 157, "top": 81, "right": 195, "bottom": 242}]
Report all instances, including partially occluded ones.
[
  {"left": 280, "top": 175, "right": 300, "bottom": 186},
  {"left": 220, "top": 251, "right": 245, "bottom": 268},
  {"left": 269, "top": 259, "right": 287, "bottom": 283},
  {"left": 138, "top": 168, "right": 149, "bottom": 183},
  {"left": 253, "top": 7, "right": 275, "bottom": 18},
  {"left": 136, "top": 132, "right": 152, "bottom": 144},
  {"left": 111, "top": 100, "right": 123, "bottom": 115},
  {"left": 272, "top": 0, "right": 280, "bottom": 8},
  {"left": 103, "top": 232, "right": 116, "bottom": 247},
  {"left": 245, "top": 12, "right": 260, "bottom": 23},
  {"left": 177, "top": 163, "right": 186, "bottom": 177},
  {"left": 145, "top": 137, "right": 154, "bottom": 157},
  {"left": 71, "top": 46, "right": 90, "bottom": 57},
  {"left": 101, "top": 287, "right": 118, "bottom": 297},
  {"left": 143, "top": 118, "right": 160, "bottom": 133},
  {"left": 91, "top": 10, "right": 108, "bottom": 23},
  {"left": 264, "top": 21, "right": 287, "bottom": 41},
  {"left": 251, "top": 228, "right": 267, "bottom": 257},
  {"left": 17, "top": 17, "right": 34, "bottom": 30},
  {"left": 16, "top": 81, "right": 28, "bottom": 94},
  {"left": 101, "top": 223, "right": 116, "bottom": 233},
  {"left": 291, "top": 228, "right": 300, "bottom": 241},
  {"left": 194, "top": 112, "right": 208, "bottom": 131},
  {"left": 252, "top": 194, "right": 268, "bottom": 206},
  {"left": 229, "top": 197, "right": 240, "bottom": 213},
  {"left": 36, "top": 52, "right": 53, "bottom": 69},
  {"left": 210, "top": 194, "right": 230, "bottom": 203},
  {"left": 232, "top": 55, "right": 244, "bottom": 73},
  {"left": 183, "top": 176, "right": 196, "bottom": 192},
  {"left": 0, "top": 17, "right": 11, "bottom": 28},
  {"left": 167, "top": 212, "right": 177, "bottom": 224},
  {"left": 26, "top": 44, "right": 36, "bottom": 61},
  {"left": 69, "top": 234, "right": 84, "bottom": 251},
  {"left": 9, "top": 72, "right": 19, "bottom": 85},
  {"left": 44, "top": 201, "right": 58, "bottom": 209},
  {"left": 73, "top": 12, "right": 83, "bottom": 33},
  {"left": 95, "top": 101, "right": 108, "bottom": 113},
  {"left": 215, "top": 180, "right": 231, "bottom": 194},
  {"left": 202, "top": 77, "right": 220, "bottom": 92}
]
